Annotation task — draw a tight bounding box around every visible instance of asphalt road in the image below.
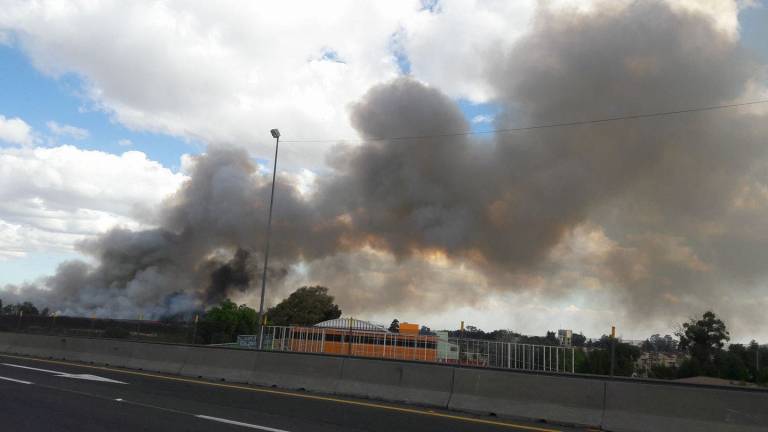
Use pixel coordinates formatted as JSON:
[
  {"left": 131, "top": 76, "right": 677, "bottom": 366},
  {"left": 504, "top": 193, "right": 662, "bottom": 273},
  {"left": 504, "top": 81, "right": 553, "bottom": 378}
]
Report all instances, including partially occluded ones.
[{"left": 0, "top": 353, "right": 587, "bottom": 432}]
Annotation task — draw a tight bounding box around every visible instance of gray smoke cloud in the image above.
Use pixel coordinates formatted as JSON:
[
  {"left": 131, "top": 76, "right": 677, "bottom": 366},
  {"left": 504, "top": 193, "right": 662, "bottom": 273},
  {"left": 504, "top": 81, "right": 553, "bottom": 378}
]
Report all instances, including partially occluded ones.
[{"left": 2, "top": 1, "right": 767, "bottom": 335}]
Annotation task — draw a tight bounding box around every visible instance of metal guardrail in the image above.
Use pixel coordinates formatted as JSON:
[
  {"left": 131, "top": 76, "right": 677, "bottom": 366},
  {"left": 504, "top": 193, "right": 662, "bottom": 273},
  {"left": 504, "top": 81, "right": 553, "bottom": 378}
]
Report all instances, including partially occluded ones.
[{"left": 250, "top": 325, "right": 576, "bottom": 373}]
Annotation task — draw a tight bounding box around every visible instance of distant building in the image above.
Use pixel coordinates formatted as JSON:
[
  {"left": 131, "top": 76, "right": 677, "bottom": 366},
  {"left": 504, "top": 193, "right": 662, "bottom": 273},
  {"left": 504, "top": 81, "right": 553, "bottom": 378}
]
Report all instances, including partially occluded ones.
[
  {"left": 636, "top": 351, "right": 684, "bottom": 374},
  {"left": 399, "top": 322, "right": 419, "bottom": 335},
  {"left": 557, "top": 329, "right": 573, "bottom": 346},
  {"left": 435, "top": 331, "right": 459, "bottom": 363}
]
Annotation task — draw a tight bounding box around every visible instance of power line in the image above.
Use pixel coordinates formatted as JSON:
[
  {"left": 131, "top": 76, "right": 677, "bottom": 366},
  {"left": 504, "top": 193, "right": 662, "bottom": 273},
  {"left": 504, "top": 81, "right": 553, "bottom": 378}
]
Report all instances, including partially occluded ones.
[{"left": 280, "top": 99, "right": 768, "bottom": 144}]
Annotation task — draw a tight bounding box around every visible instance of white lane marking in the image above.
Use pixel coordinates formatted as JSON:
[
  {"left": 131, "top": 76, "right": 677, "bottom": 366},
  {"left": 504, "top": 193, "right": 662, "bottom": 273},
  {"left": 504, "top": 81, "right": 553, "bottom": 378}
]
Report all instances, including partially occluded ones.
[
  {"left": 1, "top": 363, "right": 60, "bottom": 374},
  {"left": 196, "top": 415, "right": 291, "bottom": 431},
  {"left": 1, "top": 363, "right": 127, "bottom": 384},
  {"left": 115, "top": 398, "right": 123, "bottom": 402},
  {"left": 56, "top": 373, "right": 127, "bottom": 384},
  {"left": 0, "top": 376, "right": 33, "bottom": 385}
]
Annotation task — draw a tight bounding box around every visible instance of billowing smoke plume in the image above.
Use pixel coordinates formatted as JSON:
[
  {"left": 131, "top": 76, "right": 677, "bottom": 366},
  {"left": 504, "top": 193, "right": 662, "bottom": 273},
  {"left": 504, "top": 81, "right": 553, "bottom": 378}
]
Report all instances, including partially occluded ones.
[{"left": 3, "top": 1, "right": 768, "bottom": 335}]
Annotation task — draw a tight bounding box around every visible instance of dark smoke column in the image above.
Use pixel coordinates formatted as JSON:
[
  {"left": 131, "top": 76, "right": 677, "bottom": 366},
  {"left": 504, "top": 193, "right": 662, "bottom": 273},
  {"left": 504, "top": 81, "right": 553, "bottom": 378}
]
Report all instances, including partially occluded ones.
[{"left": 259, "top": 128, "right": 281, "bottom": 348}]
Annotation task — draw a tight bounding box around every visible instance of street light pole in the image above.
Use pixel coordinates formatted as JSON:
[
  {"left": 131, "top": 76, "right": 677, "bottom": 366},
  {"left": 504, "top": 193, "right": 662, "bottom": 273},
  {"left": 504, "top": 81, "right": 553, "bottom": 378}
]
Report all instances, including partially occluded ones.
[{"left": 258, "top": 129, "right": 280, "bottom": 349}]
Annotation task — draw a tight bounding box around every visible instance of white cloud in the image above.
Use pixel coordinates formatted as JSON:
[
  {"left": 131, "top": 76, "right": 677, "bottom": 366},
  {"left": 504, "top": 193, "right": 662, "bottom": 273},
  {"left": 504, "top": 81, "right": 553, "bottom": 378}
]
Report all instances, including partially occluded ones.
[
  {"left": 0, "top": 0, "right": 743, "bottom": 157},
  {"left": 0, "top": 0, "right": 423, "bottom": 170},
  {"left": 117, "top": 138, "right": 133, "bottom": 146},
  {"left": 46, "top": 121, "right": 89, "bottom": 140},
  {"left": 0, "top": 145, "right": 187, "bottom": 259},
  {"left": 402, "top": 0, "right": 537, "bottom": 102},
  {"left": 0, "top": 115, "right": 33, "bottom": 146},
  {"left": 471, "top": 114, "right": 494, "bottom": 124}
]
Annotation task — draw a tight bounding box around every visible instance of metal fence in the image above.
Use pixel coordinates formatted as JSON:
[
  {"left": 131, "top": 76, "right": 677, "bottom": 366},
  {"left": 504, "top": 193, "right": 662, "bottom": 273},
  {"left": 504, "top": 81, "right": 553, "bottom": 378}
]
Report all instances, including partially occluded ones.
[
  {"left": 0, "top": 313, "right": 575, "bottom": 373},
  {"left": 253, "top": 325, "right": 575, "bottom": 373}
]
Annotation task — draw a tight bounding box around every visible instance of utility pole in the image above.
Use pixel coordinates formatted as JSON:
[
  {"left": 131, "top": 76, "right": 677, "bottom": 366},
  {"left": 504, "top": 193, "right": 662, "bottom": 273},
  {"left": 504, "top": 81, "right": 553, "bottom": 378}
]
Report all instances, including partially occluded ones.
[
  {"left": 610, "top": 325, "right": 616, "bottom": 377},
  {"left": 258, "top": 128, "right": 281, "bottom": 350},
  {"left": 756, "top": 343, "right": 760, "bottom": 383},
  {"left": 191, "top": 314, "right": 199, "bottom": 344}
]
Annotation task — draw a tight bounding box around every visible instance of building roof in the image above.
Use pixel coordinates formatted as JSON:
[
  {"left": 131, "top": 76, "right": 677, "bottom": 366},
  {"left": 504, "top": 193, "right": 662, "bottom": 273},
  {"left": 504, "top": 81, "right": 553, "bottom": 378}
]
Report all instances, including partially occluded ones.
[{"left": 314, "top": 317, "right": 388, "bottom": 332}]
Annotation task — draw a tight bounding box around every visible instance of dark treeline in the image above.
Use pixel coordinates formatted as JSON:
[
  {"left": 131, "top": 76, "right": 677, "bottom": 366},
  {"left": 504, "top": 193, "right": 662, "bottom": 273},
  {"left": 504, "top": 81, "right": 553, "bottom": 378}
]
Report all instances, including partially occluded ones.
[
  {"left": 0, "top": 300, "right": 50, "bottom": 317},
  {"left": 0, "top": 285, "right": 342, "bottom": 345}
]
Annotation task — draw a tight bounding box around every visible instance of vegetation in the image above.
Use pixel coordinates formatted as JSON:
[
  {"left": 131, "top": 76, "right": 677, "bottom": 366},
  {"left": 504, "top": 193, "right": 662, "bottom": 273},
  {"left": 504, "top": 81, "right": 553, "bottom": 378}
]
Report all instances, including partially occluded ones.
[
  {"left": 266, "top": 286, "right": 341, "bottom": 326},
  {"left": 673, "top": 311, "right": 767, "bottom": 384},
  {"left": 641, "top": 334, "right": 678, "bottom": 352},
  {"left": 200, "top": 299, "right": 258, "bottom": 344},
  {"left": 578, "top": 335, "right": 641, "bottom": 376},
  {"left": 572, "top": 332, "right": 587, "bottom": 347},
  {"left": 388, "top": 319, "right": 400, "bottom": 333},
  {"left": 1, "top": 301, "right": 47, "bottom": 316}
]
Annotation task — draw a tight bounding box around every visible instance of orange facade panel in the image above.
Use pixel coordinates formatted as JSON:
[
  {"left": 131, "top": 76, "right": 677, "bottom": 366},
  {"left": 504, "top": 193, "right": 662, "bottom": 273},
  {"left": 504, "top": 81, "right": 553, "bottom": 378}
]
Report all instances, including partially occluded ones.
[
  {"left": 399, "top": 322, "right": 419, "bottom": 335},
  {"left": 284, "top": 327, "right": 437, "bottom": 362}
]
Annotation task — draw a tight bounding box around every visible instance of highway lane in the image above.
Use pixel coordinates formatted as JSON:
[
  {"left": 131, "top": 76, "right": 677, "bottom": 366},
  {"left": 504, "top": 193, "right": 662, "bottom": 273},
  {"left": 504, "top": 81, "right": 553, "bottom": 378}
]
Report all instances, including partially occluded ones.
[{"left": 0, "top": 353, "right": 586, "bottom": 432}]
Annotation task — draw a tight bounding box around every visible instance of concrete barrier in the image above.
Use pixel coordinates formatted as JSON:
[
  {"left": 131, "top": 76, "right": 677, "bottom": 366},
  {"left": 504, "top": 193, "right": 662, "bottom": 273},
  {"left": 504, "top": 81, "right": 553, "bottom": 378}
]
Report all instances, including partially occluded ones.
[
  {"left": 56, "top": 336, "right": 135, "bottom": 366},
  {"left": 0, "top": 332, "right": 23, "bottom": 354},
  {"left": 448, "top": 367, "right": 605, "bottom": 427},
  {"left": 126, "top": 342, "right": 192, "bottom": 374},
  {"left": 603, "top": 380, "right": 768, "bottom": 432},
  {"left": 0, "top": 333, "right": 74, "bottom": 360},
  {"left": 337, "top": 357, "right": 453, "bottom": 407},
  {"left": 249, "top": 350, "right": 344, "bottom": 394},
  {"left": 180, "top": 347, "right": 258, "bottom": 382}
]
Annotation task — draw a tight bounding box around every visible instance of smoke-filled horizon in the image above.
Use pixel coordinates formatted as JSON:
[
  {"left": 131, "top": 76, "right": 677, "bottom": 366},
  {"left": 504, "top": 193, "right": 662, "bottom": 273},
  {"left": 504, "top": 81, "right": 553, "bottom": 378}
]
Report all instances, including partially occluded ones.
[{"left": 2, "top": 1, "right": 767, "bottom": 340}]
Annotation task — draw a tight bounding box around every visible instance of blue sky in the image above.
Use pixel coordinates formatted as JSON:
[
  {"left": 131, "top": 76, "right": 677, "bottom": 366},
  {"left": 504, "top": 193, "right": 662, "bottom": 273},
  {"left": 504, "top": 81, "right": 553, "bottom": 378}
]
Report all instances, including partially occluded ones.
[{"left": 0, "top": 45, "right": 197, "bottom": 170}]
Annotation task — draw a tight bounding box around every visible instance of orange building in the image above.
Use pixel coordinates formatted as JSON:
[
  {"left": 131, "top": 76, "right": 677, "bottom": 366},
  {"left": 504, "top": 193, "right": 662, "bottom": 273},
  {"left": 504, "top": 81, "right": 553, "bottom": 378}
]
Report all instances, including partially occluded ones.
[
  {"left": 398, "top": 322, "right": 419, "bottom": 335},
  {"left": 268, "top": 318, "right": 437, "bottom": 362}
]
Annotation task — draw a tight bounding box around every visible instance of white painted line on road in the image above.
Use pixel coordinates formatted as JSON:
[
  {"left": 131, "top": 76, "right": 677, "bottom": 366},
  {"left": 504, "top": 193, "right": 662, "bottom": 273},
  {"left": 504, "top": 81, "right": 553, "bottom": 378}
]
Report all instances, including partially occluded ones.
[
  {"left": 56, "top": 373, "right": 128, "bottom": 384},
  {"left": 115, "top": 398, "right": 123, "bottom": 402},
  {"left": 2, "top": 363, "right": 59, "bottom": 374},
  {"left": 1, "top": 363, "right": 127, "bottom": 384},
  {"left": 0, "top": 376, "right": 33, "bottom": 385},
  {"left": 196, "top": 415, "right": 290, "bottom": 431}
]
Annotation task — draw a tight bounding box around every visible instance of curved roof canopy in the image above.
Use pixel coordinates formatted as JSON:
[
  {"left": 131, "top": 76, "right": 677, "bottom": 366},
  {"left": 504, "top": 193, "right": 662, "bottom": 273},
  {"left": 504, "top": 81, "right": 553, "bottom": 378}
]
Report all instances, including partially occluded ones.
[{"left": 313, "top": 317, "right": 388, "bottom": 332}]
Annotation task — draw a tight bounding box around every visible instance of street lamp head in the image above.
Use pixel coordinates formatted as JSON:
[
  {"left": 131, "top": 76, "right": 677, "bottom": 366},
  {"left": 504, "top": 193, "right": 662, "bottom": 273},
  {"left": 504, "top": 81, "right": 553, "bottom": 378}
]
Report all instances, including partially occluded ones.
[{"left": 270, "top": 129, "right": 280, "bottom": 139}]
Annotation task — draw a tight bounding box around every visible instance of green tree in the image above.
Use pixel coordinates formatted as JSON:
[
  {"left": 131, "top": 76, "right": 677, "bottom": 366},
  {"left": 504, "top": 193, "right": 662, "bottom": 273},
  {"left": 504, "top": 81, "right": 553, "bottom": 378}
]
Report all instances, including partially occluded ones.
[
  {"left": 1, "top": 301, "right": 40, "bottom": 315},
  {"left": 18, "top": 302, "right": 39, "bottom": 315},
  {"left": 389, "top": 319, "right": 400, "bottom": 333},
  {"left": 714, "top": 350, "right": 749, "bottom": 381},
  {"left": 578, "top": 335, "right": 641, "bottom": 376},
  {"left": 642, "top": 334, "right": 678, "bottom": 352},
  {"left": 266, "top": 286, "right": 341, "bottom": 326},
  {"left": 202, "top": 299, "right": 258, "bottom": 343},
  {"left": 677, "top": 311, "right": 729, "bottom": 372},
  {"left": 572, "top": 333, "right": 586, "bottom": 347}
]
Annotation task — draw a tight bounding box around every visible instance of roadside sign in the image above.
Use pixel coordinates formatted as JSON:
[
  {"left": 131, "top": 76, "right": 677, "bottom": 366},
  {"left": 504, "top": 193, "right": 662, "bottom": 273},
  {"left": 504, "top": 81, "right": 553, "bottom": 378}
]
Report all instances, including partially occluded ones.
[{"left": 237, "top": 335, "right": 259, "bottom": 349}]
